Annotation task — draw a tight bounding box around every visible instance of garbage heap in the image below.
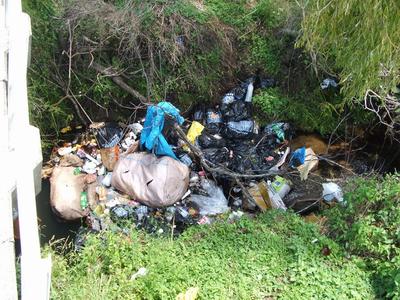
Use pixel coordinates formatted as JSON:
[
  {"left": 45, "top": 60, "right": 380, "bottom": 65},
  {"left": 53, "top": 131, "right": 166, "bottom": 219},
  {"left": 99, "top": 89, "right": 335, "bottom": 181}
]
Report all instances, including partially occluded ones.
[{"left": 44, "top": 77, "right": 344, "bottom": 241}]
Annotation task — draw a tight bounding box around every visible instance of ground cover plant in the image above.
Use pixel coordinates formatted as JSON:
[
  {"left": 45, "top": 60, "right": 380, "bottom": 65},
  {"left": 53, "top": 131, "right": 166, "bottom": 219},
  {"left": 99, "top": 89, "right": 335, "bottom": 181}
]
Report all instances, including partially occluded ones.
[{"left": 49, "top": 210, "right": 374, "bottom": 299}]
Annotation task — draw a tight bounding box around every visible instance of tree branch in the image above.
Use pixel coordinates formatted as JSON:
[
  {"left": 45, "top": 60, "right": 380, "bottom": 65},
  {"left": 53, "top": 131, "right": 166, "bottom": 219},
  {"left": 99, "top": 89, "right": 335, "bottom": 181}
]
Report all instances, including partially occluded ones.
[{"left": 90, "top": 62, "right": 148, "bottom": 104}]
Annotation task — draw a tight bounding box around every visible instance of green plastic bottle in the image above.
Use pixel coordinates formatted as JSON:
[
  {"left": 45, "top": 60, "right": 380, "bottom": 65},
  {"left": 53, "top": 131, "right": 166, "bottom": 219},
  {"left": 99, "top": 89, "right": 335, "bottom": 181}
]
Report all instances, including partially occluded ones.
[{"left": 80, "top": 192, "right": 88, "bottom": 210}]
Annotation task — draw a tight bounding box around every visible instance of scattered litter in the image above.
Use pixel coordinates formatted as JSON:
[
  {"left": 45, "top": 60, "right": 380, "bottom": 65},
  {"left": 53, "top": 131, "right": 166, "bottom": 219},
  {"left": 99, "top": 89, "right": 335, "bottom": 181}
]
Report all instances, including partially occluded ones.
[
  {"left": 130, "top": 267, "right": 148, "bottom": 281},
  {"left": 110, "top": 205, "right": 135, "bottom": 221},
  {"left": 82, "top": 160, "right": 97, "bottom": 174},
  {"left": 176, "top": 287, "right": 199, "bottom": 300},
  {"left": 46, "top": 74, "right": 355, "bottom": 241},
  {"left": 290, "top": 147, "right": 306, "bottom": 167},
  {"left": 321, "top": 78, "right": 338, "bottom": 90},
  {"left": 57, "top": 146, "right": 72, "bottom": 156},
  {"left": 205, "top": 108, "right": 223, "bottom": 134},
  {"left": 197, "top": 216, "right": 212, "bottom": 225},
  {"left": 297, "top": 148, "right": 318, "bottom": 180},
  {"left": 225, "top": 120, "right": 255, "bottom": 139},
  {"left": 101, "top": 172, "right": 112, "bottom": 187},
  {"left": 270, "top": 176, "right": 291, "bottom": 199},
  {"left": 95, "top": 122, "right": 123, "bottom": 148},
  {"left": 322, "top": 183, "right": 344, "bottom": 203},
  {"left": 186, "top": 121, "right": 204, "bottom": 145},
  {"left": 228, "top": 211, "right": 244, "bottom": 222},
  {"left": 264, "top": 122, "right": 290, "bottom": 145}
]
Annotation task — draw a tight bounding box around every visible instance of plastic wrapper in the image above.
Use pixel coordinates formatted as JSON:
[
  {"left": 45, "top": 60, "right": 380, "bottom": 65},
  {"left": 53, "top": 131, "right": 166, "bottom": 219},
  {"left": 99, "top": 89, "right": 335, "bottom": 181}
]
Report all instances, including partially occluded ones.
[
  {"left": 322, "top": 183, "right": 344, "bottom": 203},
  {"left": 321, "top": 78, "right": 338, "bottom": 90},
  {"left": 110, "top": 204, "right": 135, "bottom": 221}
]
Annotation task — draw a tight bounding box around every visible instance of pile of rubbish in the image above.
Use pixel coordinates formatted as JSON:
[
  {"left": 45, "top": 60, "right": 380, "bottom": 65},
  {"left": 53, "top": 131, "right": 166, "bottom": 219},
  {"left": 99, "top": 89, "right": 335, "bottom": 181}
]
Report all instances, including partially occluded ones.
[{"left": 43, "top": 77, "right": 345, "bottom": 246}]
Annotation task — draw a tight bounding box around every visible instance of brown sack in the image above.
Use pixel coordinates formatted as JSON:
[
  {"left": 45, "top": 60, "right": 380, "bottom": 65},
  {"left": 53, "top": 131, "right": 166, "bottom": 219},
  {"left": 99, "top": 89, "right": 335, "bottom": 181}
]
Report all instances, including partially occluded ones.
[
  {"left": 111, "top": 152, "right": 189, "bottom": 207},
  {"left": 50, "top": 166, "right": 88, "bottom": 221}
]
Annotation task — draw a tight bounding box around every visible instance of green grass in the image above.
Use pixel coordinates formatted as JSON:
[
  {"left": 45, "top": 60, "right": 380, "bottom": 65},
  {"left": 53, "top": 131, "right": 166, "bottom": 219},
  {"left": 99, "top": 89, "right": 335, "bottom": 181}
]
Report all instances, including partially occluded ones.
[{"left": 49, "top": 210, "right": 374, "bottom": 299}]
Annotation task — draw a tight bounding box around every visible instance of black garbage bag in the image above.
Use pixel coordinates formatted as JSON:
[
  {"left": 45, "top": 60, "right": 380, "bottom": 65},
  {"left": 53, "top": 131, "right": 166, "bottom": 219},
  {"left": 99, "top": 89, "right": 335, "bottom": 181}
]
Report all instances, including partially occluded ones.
[
  {"left": 227, "top": 141, "right": 257, "bottom": 173},
  {"left": 221, "top": 101, "right": 252, "bottom": 122},
  {"left": 203, "top": 147, "right": 229, "bottom": 165},
  {"left": 224, "top": 120, "right": 254, "bottom": 139},
  {"left": 205, "top": 109, "right": 223, "bottom": 134},
  {"left": 259, "top": 78, "right": 276, "bottom": 89},
  {"left": 178, "top": 152, "right": 193, "bottom": 167},
  {"left": 197, "top": 131, "right": 226, "bottom": 149},
  {"left": 231, "top": 86, "right": 247, "bottom": 101},
  {"left": 74, "top": 227, "right": 94, "bottom": 252},
  {"left": 96, "top": 122, "right": 124, "bottom": 148},
  {"left": 193, "top": 105, "right": 205, "bottom": 122},
  {"left": 110, "top": 205, "right": 136, "bottom": 222}
]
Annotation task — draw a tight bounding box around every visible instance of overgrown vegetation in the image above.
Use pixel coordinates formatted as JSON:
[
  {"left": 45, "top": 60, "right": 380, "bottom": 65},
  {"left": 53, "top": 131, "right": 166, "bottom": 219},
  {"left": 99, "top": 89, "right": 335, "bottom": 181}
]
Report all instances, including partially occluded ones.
[
  {"left": 298, "top": 0, "right": 400, "bottom": 133},
  {"left": 26, "top": 0, "right": 349, "bottom": 149},
  {"left": 49, "top": 210, "right": 374, "bottom": 299},
  {"left": 326, "top": 174, "right": 400, "bottom": 299}
]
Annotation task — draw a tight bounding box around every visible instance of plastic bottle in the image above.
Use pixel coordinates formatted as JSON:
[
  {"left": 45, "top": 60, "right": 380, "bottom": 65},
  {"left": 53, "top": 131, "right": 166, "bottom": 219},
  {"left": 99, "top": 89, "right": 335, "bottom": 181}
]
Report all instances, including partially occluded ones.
[
  {"left": 244, "top": 82, "right": 254, "bottom": 103},
  {"left": 80, "top": 192, "right": 88, "bottom": 210}
]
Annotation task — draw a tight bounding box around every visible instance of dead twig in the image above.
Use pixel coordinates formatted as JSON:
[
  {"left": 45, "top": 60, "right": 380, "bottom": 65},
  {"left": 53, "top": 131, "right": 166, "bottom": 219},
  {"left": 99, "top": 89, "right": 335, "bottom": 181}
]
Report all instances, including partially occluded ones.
[{"left": 317, "top": 155, "right": 356, "bottom": 175}]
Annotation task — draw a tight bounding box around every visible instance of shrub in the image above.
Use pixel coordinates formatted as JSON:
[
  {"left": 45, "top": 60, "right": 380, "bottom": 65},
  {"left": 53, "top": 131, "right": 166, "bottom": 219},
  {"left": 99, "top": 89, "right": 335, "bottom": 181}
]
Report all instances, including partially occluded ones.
[{"left": 326, "top": 174, "right": 400, "bottom": 298}]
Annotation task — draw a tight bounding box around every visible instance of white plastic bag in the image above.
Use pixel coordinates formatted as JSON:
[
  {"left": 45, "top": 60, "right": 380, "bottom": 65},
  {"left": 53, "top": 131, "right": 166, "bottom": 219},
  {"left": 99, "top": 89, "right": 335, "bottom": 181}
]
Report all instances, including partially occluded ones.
[{"left": 190, "top": 179, "right": 229, "bottom": 215}]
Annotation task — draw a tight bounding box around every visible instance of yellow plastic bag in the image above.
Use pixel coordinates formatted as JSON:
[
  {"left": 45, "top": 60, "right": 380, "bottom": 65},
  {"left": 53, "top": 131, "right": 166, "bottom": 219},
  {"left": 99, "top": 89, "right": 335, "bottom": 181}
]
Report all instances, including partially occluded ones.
[
  {"left": 187, "top": 121, "right": 204, "bottom": 144},
  {"left": 184, "top": 121, "right": 204, "bottom": 151}
]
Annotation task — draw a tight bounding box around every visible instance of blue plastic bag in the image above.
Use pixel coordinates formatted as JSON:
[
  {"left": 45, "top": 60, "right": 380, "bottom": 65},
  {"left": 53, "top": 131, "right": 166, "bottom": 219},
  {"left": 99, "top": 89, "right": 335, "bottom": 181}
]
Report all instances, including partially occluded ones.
[
  {"left": 140, "top": 102, "right": 184, "bottom": 159},
  {"left": 289, "top": 147, "right": 306, "bottom": 168}
]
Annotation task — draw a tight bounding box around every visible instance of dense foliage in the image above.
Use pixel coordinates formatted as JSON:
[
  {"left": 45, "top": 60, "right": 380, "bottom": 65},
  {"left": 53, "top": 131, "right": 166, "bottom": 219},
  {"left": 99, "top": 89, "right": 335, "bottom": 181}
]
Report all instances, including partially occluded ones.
[
  {"left": 49, "top": 211, "right": 373, "bottom": 299},
  {"left": 298, "top": 0, "right": 400, "bottom": 129},
  {"left": 326, "top": 174, "right": 400, "bottom": 298}
]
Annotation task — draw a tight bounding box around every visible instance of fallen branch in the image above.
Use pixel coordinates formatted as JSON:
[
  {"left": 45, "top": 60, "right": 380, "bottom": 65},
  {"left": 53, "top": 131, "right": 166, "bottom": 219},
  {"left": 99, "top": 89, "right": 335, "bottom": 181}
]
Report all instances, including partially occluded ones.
[
  {"left": 91, "top": 62, "right": 148, "bottom": 104},
  {"left": 317, "top": 155, "right": 356, "bottom": 175}
]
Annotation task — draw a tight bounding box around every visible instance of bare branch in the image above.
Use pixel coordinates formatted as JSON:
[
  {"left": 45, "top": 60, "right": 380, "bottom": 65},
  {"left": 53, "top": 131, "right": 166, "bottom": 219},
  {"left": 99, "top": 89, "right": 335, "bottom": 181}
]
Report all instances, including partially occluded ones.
[{"left": 90, "top": 62, "right": 149, "bottom": 104}]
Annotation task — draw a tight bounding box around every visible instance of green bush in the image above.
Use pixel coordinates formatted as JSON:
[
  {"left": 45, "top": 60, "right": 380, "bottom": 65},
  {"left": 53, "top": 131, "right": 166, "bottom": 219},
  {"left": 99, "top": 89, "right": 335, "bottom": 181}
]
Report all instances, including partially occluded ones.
[
  {"left": 253, "top": 87, "right": 341, "bottom": 134},
  {"left": 49, "top": 211, "right": 374, "bottom": 299},
  {"left": 326, "top": 174, "right": 400, "bottom": 298}
]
